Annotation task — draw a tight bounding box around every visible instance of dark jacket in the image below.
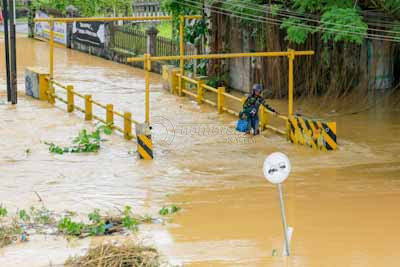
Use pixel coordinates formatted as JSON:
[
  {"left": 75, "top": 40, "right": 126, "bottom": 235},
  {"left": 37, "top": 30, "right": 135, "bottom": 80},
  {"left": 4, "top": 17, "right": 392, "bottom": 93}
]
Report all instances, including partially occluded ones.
[{"left": 242, "top": 94, "right": 276, "bottom": 118}]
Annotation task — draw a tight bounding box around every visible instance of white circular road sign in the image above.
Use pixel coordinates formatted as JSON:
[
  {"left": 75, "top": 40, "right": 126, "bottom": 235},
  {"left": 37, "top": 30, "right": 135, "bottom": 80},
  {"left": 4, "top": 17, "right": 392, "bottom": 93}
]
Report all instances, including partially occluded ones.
[{"left": 263, "top": 152, "right": 291, "bottom": 184}]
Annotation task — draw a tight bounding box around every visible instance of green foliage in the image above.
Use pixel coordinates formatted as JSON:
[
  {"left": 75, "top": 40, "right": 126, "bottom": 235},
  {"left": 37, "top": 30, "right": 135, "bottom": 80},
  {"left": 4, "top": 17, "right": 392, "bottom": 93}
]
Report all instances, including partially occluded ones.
[
  {"left": 18, "top": 210, "right": 30, "bottom": 223},
  {"left": 89, "top": 221, "right": 106, "bottom": 236},
  {"left": 122, "top": 206, "right": 138, "bottom": 231},
  {"left": 88, "top": 209, "right": 101, "bottom": 223},
  {"left": 222, "top": 0, "right": 265, "bottom": 27},
  {"left": 0, "top": 205, "right": 8, "bottom": 218},
  {"left": 159, "top": 205, "right": 180, "bottom": 216},
  {"left": 320, "top": 8, "right": 367, "bottom": 44},
  {"left": 58, "top": 217, "right": 86, "bottom": 236},
  {"left": 281, "top": 18, "right": 316, "bottom": 44},
  {"left": 29, "top": 206, "right": 55, "bottom": 225},
  {"left": 270, "top": 4, "right": 281, "bottom": 17},
  {"left": 292, "top": 0, "right": 352, "bottom": 12},
  {"left": 31, "top": 0, "right": 132, "bottom": 17},
  {"left": 45, "top": 125, "right": 112, "bottom": 155},
  {"left": 162, "top": 0, "right": 207, "bottom": 44},
  {"left": 281, "top": 2, "right": 367, "bottom": 44}
]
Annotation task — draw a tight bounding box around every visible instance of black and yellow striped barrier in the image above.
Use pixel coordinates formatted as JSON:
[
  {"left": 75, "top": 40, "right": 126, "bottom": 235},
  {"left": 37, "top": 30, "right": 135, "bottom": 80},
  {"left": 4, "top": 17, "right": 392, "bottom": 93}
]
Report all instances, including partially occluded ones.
[
  {"left": 137, "top": 134, "right": 154, "bottom": 160},
  {"left": 135, "top": 123, "right": 154, "bottom": 160},
  {"left": 288, "top": 115, "right": 337, "bottom": 151}
]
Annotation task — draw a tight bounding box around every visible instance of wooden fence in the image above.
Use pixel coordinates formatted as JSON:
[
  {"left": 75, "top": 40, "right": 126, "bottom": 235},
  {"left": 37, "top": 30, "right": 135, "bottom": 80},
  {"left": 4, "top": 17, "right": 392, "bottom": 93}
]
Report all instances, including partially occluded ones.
[
  {"left": 132, "top": 0, "right": 167, "bottom": 19},
  {"left": 110, "top": 25, "right": 196, "bottom": 57}
]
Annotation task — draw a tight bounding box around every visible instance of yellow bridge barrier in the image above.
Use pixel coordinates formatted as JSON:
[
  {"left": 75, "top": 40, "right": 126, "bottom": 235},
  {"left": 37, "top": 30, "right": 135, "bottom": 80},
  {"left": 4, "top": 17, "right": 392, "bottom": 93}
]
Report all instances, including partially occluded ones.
[
  {"left": 127, "top": 51, "right": 338, "bottom": 151},
  {"left": 174, "top": 72, "right": 288, "bottom": 136},
  {"left": 32, "top": 15, "right": 204, "bottom": 160},
  {"left": 47, "top": 77, "right": 138, "bottom": 139},
  {"left": 24, "top": 67, "right": 155, "bottom": 157}
]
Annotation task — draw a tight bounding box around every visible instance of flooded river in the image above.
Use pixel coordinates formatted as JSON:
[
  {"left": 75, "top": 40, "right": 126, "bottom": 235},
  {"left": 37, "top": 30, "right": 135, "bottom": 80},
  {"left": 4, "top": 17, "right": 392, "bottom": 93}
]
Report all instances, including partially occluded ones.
[{"left": 0, "top": 37, "right": 400, "bottom": 266}]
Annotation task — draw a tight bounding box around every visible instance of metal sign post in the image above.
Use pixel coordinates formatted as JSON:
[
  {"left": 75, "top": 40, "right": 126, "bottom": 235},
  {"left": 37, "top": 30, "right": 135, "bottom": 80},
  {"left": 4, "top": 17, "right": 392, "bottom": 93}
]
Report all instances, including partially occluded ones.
[
  {"left": 263, "top": 152, "right": 292, "bottom": 256},
  {"left": 2, "top": 0, "right": 11, "bottom": 102}
]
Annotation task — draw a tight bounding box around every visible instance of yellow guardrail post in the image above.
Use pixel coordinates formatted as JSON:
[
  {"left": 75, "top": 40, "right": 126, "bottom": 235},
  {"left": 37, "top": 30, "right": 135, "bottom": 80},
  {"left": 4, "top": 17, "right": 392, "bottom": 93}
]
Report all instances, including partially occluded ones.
[
  {"left": 179, "top": 15, "right": 185, "bottom": 78},
  {"left": 259, "top": 106, "right": 269, "bottom": 131},
  {"left": 84, "top": 94, "right": 93, "bottom": 121},
  {"left": 106, "top": 104, "right": 114, "bottom": 126},
  {"left": 171, "top": 69, "right": 179, "bottom": 95},
  {"left": 67, "top": 85, "right": 74, "bottom": 112},
  {"left": 124, "top": 112, "right": 133, "bottom": 140},
  {"left": 47, "top": 18, "right": 55, "bottom": 104},
  {"left": 217, "top": 87, "right": 225, "bottom": 114},
  {"left": 197, "top": 80, "right": 204, "bottom": 104},
  {"left": 288, "top": 49, "right": 295, "bottom": 116},
  {"left": 144, "top": 53, "right": 151, "bottom": 124},
  {"left": 178, "top": 73, "right": 183, "bottom": 96}
]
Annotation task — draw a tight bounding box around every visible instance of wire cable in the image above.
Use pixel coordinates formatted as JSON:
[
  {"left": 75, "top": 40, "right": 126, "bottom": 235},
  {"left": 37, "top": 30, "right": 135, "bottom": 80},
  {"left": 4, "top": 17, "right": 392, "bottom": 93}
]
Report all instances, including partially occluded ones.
[{"left": 180, "top": 0, "right": 400, "bottom": 43}]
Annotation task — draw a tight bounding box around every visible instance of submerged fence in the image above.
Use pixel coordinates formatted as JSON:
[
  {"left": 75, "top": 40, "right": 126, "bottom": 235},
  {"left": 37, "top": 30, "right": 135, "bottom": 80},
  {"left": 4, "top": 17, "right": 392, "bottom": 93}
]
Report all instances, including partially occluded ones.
[{"left": 49, "top": 78, "right": 138, "bottom": 141}]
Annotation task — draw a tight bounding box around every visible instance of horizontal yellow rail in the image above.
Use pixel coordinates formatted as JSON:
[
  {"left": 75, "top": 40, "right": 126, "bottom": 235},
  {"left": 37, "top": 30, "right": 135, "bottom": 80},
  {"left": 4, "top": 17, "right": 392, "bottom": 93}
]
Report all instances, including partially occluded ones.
[
  {"left": 91, "top": 99, "right": 107, "bottom": 109},
  {"left": 128, "top": 51, "right": 314, "bottom": 63},
  {"left": 34, "top": 15, "right": 201, "bottom": 23},
  {"left": 223, "top": 92, "right": 242, "bottom": 103},
  {"left": 175, "top": 74, "right": 288, "bottom": 135},
  {"left": 202, "top": 84, "right": 218, "bottom": 93},
  {"left": 181, "top": 75, "right": 198, "bottom": 85},
  {"left": 46, "top": 79, "right": 140, "bottom": 140},
  {"left": 51, "top": 79, "right": 68, "bottom": 90},
  {"left": 181, "top": 89, "right": 197, "bottom": 98},
  {"left": 35, "top": 16, "right": 172, "bottom": 23}
]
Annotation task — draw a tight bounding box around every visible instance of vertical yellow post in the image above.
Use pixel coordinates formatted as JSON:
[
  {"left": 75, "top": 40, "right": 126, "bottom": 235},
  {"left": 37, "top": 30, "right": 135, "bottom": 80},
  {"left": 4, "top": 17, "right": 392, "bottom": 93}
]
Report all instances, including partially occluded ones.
[
  {"left": 171, "top": 69, "right": 179, "bottom": 94},
  {"left": 178, "top": 16, "right": 185, "bottom": 97},
  {"left": 106, "top": 104, "right": 114, "bottom": 126},
  {"left": 144, "top": 53, "right": 150, "bottom": 124},
  {"left": 178, "top": 74, "right": 183, "bottom": 96},
  {"left": 124, "top": 112, "right": 132, "bottom": 140},
  {"left": 85, "top": 94, "right": 92, "bottom": 121},
  {"left": 288, "top": 49, "right": 295, "bottom": 116},
  {"left": 241, "top": 96, "right": 247, "bottom": 106},
  {"left": 49, "top": 19, "right": 54, "bottom": 80},
  {"left": 197, "top": 80, "right": 204, "bottom": 104},
  {"left": 67, "top": 85, "right": 74, "bottom": 112},
  {"left": 259, "top": 106, "right": 269, "bottom": 131},
  {"left": 179, "top": 15, "right": 185, "bottom": 76},
  {"left": 217, "top": 87, "right": 225, "bottom": 114}
]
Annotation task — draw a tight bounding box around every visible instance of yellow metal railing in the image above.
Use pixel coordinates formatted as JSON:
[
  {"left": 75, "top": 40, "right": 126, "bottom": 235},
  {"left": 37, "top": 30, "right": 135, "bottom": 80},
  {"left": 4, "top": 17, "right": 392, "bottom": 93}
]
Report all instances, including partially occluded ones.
[
  {"left": 34, "top": 15, "right": 202, "bottom": 125},
  {"left": 175, "top": 73, "right": 288, "bottom": 135},
  {"left": 46, "top": 77, "right": 137, "bottom": 140}
]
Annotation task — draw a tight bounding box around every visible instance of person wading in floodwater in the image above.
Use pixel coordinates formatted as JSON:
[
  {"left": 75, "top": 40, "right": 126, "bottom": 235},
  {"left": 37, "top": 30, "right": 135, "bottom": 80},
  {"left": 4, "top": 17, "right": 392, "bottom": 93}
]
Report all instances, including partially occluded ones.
[{"left": 240, "top": 84, "right": 278, "bottom": 135}]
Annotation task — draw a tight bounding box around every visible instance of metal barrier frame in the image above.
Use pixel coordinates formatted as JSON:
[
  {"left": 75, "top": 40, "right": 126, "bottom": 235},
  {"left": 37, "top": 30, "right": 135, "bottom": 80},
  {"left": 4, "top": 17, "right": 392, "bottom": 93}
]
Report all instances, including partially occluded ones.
[
  {"left": 34, "top": 15, "right": 202, "bottom": 125},
  {"left": 127, "top": 50, "right": 314, "bottom": 135},
  {"left": 48, "top": 77, "right": 137, "bottom": 139}
]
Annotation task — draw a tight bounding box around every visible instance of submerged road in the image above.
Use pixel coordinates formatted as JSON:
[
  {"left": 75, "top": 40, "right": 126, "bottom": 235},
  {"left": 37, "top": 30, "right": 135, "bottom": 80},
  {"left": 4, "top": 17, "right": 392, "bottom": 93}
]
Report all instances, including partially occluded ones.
[{"left": 0, "top": 37, "right": 400, "bottom": 266}]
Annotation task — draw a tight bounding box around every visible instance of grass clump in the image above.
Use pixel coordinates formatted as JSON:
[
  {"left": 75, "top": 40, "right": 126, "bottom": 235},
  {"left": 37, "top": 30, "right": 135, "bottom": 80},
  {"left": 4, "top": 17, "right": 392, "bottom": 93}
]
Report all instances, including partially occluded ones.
[
  {"left": 159, "top": 205, "right": 180, "bottom": 216},
  {"left": 45, "top": 124, "right": 112, "bottom": 155},
  {"left": 65, "top": 241, "right": 161, "bottom": 267}
]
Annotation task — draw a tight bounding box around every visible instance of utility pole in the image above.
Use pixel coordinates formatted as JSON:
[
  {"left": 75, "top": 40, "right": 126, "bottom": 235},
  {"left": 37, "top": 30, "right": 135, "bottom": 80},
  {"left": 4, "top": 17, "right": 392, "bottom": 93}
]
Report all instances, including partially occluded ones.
[
  {"left": 2, "top": 0, "right": 11, "bottom": 102},
  {"left": 9, "top": 0, "right": 17, "bottom": 104}
]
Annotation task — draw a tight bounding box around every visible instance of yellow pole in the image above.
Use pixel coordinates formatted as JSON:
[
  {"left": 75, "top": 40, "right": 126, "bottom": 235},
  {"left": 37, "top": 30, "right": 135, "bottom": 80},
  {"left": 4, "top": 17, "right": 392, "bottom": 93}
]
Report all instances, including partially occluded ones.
[
  {"left": 144, "top": 53, "right": 150, "bottom": 124},
  {"left": 49, "top": 19, "right": 54, "bottom": 80},
  {"left": 288, "top": 49, "right": 295, "bottom": 116},
  {"left": 124, "top": 112, "right": 133, "bottom": 140},
  {"left": 49, "top": 19, "right": 55, "bottom": 104},
  {"left": 197, "top": 80, "right": 204, "bottom": 104},
  {"left": 217, "top": 87, "right": 225, "bottom": 114},
  {"left": 179, "top": 16, "right": 185, "bottom": 97},
  {"left": 179, "top": 16, "right": 185, "bottom": 76},
  {"left": 106, "top": 104, "right": 114, "bottom": 126},
  {"left": 67, "top": 85, "right": 74, "bottom": 112},
  {"left": 85, "top": 94, "right": 93, "bottom": 121}
]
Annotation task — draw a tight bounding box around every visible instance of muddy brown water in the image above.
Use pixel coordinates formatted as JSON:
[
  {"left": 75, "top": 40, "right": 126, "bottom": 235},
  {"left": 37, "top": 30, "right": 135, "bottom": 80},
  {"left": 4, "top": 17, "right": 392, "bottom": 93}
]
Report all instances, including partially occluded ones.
[{"left": 0, "top": 37, "right": 399, "bottom": 266}]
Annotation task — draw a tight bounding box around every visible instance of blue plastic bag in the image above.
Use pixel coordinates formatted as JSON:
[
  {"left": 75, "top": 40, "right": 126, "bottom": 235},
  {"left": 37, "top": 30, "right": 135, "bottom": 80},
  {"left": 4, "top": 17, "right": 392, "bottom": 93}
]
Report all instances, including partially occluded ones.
[{"left": 236, "top": 119, "right": 249, "bottom": 132}]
